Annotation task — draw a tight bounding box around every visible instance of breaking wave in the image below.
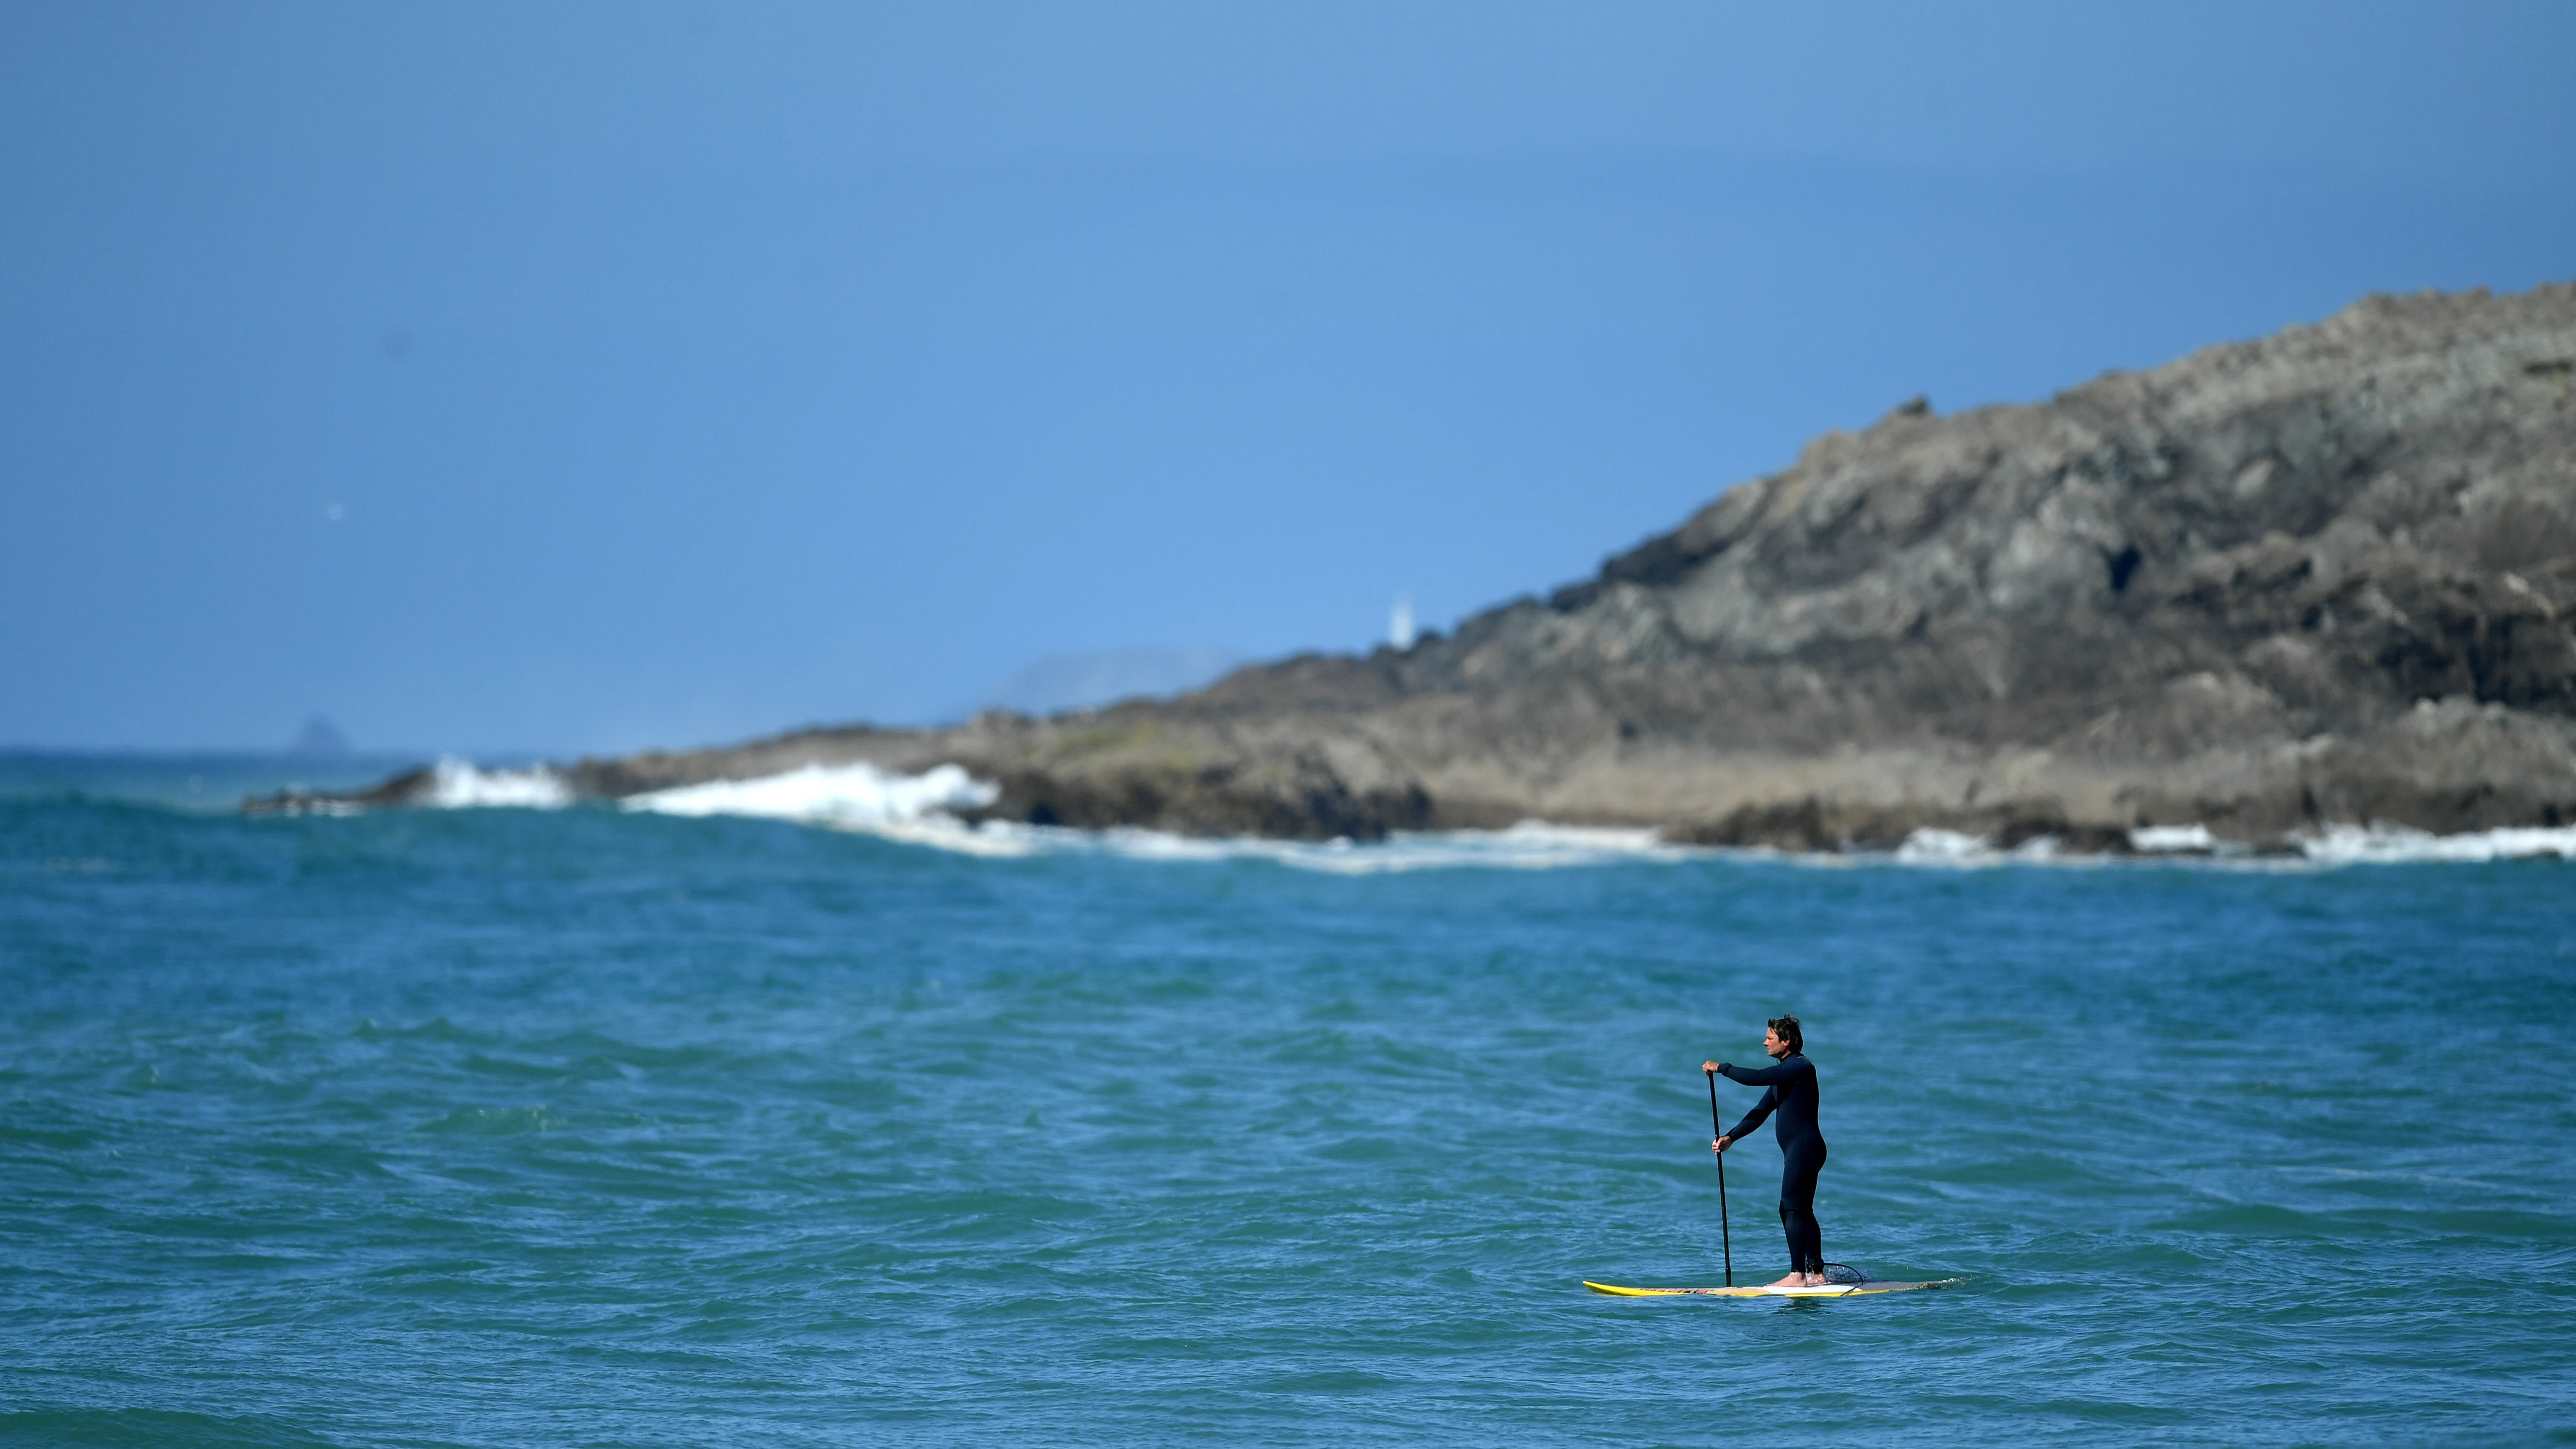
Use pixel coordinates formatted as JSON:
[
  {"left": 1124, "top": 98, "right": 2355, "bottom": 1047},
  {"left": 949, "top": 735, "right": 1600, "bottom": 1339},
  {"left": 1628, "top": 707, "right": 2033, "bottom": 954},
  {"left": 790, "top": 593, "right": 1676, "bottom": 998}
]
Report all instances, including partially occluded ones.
[
  {"left": 621, "top": 762, "right": 1001, "bottom": 836},
  {"left": 1890, "top": 821, "right": 2576, "bottom": 867},
  {"left": 427, "top": 757, "right": 571, "bottom": 809},
  {"left": 611, "top": 762, "right": 1687, "bottom": 871},
  {"left": 1056, "top": 821, "right": 1689, "bottom": 874},
  {"left": 2294, "top": 823, "right": 2576, "bottom": 864},
  {"left": 427, "top": 757, "right": 2576, "bottom": 872},
  {"left": 2129, "top": 824, "right": 2219, "bottom": 853}
]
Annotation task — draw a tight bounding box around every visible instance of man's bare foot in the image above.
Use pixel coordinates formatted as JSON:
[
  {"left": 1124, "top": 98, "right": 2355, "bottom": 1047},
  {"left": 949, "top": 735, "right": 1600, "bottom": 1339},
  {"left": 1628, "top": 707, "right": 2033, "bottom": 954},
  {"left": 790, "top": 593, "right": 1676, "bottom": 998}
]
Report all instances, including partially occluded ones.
[
  {"left": 1803, "top": 1272, "right": 1830, "bottom": 1287},
  {"left": 1765, "top": 1272, "right": 1806, "bottom": 1288}
]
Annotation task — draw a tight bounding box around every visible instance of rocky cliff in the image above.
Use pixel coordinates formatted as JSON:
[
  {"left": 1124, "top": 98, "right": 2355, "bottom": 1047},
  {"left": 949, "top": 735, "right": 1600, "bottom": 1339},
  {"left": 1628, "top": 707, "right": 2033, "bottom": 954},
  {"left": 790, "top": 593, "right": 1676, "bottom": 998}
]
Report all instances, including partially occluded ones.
[{"left": 276, "top": 283, "right": 2576, "bottom": 851}]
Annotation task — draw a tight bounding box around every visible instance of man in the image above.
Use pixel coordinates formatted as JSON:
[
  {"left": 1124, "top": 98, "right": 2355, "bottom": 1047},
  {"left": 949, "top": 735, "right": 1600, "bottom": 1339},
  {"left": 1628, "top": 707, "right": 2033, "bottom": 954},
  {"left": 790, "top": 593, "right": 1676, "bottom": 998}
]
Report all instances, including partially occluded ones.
[{"left": 1705, "top": 1014, "right": 1828, "bottom": 1288}]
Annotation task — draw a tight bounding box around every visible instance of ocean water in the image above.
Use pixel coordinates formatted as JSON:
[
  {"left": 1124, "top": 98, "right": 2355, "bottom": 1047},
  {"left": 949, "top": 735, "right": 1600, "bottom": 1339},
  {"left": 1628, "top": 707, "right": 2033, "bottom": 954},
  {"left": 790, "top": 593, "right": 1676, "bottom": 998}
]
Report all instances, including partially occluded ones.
[{"left": 3, "top": 756, "right": 2573, "bottom": 1446}]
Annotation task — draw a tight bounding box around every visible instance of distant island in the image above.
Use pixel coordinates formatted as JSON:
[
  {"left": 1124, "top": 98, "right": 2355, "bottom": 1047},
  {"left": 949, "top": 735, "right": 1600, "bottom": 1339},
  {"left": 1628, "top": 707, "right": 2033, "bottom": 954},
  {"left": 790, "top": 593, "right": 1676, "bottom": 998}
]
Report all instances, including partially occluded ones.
[{"left": 266, "top": 283, "right": 2576, "bottom": 853}]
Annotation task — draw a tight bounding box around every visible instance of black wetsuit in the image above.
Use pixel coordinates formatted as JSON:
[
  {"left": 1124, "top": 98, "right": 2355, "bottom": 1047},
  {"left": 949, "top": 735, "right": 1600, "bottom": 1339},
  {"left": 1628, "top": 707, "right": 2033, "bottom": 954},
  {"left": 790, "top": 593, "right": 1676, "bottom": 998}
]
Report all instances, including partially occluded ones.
[{"left": 1720, "top": 1053, "right": 1827, "bottom": 1276}]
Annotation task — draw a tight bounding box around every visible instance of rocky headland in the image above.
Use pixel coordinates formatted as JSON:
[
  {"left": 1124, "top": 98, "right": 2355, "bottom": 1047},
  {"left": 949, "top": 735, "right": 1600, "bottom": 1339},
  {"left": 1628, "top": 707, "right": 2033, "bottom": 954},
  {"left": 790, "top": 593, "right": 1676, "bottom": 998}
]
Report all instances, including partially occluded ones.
[{"left": 270, "top": 283, "right": 2576, "bottom": 853}]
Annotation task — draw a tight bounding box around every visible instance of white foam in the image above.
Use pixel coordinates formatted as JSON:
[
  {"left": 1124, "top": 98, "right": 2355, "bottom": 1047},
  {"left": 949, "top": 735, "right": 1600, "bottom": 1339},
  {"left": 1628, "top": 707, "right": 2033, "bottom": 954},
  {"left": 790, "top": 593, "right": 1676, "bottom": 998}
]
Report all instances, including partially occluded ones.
[
  {"left": 1120, "top": 821, "right": 1689, "bottom": 875},
  {"left": 620, "top": 761, "right": 1000, "bottom": 832},
  {"left": 610, "top": 760, "right": 1693, "bottom": 871},
  {"left": 2130, "top": 824, "right": 2217, "bottom": 853},
  {"left": 427, "top": 757, "right": 572, "bottom": 809},
  {"left": 2295, "top": 823, "right": 2576, "bottom": 864},
  {"left": 1887, "top": 828, "right": 2083, "bottom": 866},
  {"left": 836, "top": 818, "right": 1684, "bottom": 873},
  {"left": 1894, "top": 828, "right": 1990, "bottom": 862},
  {"left": 582, "top": 758, "right": 2576, "bottom": 872},
  {"left": 983, "top": 816, "right": 2576, "bottom": 870},
  {"left": 617, "top": 761, "right": 1037, "bottom": 856}
]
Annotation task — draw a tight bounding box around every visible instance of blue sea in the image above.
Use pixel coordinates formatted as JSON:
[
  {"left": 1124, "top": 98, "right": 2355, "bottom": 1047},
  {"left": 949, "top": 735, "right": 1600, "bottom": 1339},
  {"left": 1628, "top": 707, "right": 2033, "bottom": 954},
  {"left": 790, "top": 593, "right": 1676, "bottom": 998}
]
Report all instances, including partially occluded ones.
[{"left": 4, "top": 753, "right": 2572, "bottom": 1446}]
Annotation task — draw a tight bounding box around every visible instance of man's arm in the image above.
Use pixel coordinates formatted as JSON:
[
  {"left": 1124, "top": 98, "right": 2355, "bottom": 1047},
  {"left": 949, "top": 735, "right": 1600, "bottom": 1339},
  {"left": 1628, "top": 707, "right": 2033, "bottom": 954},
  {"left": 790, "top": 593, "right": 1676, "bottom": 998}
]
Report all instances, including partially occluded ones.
[
  {"left": 1719, "top": 1058, "right": 1812, "bottom": 1088},
  {"left": 1724, "top": 1087, "right": 1779, "bottom": 1143}
]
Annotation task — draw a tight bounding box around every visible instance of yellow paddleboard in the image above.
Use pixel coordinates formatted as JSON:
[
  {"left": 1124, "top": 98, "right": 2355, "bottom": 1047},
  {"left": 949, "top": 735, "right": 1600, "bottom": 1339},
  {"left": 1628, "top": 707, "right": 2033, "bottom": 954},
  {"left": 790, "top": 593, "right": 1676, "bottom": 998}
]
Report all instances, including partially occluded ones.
[{"left": 1584, "top": 1278, "right": 1951, "bottom": 1298}]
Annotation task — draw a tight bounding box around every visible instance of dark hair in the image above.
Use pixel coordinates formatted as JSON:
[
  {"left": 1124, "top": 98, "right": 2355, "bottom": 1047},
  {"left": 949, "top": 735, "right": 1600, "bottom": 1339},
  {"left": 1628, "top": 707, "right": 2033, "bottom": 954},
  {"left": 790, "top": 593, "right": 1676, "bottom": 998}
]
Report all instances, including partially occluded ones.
[{"left": 1767, "top": 1015, "right": 1803, "bottom": 1054}]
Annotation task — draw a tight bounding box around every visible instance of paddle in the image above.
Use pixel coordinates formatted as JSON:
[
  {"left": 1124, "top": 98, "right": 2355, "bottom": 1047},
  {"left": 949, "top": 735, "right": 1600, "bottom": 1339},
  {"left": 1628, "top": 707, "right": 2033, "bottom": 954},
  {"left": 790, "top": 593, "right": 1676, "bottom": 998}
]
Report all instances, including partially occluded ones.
[{"left": 1707, "top": 1067, "right": 1732, "bottom": 1286}]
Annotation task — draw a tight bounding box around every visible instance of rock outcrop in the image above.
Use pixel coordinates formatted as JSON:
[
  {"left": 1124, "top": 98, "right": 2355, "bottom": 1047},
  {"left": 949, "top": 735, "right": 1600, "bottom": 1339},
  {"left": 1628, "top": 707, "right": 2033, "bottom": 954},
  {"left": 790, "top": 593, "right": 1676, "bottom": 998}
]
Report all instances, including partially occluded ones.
[{"left": 267, "top": 283, "right": 2576, "bottom": 851}]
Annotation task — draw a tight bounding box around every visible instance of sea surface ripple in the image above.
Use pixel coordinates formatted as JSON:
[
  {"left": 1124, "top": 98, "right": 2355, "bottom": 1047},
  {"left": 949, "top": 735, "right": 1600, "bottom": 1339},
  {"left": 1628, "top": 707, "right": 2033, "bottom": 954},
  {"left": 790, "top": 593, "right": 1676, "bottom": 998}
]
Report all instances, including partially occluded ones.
[{"left": 2, "top": 762, "right": 2572, "bottom": 1445}]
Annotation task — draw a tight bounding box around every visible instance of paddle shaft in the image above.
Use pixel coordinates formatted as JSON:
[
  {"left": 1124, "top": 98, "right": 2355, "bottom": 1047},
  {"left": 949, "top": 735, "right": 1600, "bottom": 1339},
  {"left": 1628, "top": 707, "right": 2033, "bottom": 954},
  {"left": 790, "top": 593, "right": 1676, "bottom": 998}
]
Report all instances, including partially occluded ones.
[{"left": 1707, "top": 1069, "right": 1731, "bottom": 1286}]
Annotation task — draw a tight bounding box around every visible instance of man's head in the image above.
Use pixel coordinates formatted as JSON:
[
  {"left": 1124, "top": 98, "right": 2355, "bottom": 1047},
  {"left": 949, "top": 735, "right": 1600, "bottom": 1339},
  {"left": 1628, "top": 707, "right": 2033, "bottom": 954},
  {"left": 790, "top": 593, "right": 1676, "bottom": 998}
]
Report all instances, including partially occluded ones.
[{"left": 1765, "top": 1014, "right": 1803, "bottom": 1057}]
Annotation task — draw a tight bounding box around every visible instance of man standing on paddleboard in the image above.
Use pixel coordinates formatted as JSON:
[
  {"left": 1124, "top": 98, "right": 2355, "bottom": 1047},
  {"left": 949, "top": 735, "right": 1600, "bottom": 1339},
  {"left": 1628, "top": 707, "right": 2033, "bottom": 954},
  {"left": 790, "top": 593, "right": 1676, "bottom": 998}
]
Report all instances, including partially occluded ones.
[{"left": 1706, "top": 1015, "right": 1828, "bottom": 1289}]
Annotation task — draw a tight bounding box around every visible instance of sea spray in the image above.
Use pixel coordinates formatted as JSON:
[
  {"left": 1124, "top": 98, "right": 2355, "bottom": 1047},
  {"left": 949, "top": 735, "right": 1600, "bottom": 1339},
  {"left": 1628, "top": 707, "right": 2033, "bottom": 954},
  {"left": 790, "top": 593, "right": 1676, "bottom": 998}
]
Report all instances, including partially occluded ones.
[
  {"left": 621, "top": 760, "right": 998, "bottom": 828},
  {"left": 413, "top": 755, "right": 2576, "bottom": 871},
  {"left": 427, "top": 756, "right": 571, "bottom": 809}
]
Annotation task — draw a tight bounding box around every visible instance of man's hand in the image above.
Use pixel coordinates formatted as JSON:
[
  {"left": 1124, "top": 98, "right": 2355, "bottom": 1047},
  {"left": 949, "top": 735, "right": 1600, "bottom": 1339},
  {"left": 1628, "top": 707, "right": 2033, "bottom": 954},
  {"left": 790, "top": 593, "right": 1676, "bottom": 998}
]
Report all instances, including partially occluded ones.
[
  {"left": 1703, "top": 1060, "right": 1727, "bottom": 1074},
  {"left": 1711, "top": 1135, "right": 1732, "bottom": 1155}
]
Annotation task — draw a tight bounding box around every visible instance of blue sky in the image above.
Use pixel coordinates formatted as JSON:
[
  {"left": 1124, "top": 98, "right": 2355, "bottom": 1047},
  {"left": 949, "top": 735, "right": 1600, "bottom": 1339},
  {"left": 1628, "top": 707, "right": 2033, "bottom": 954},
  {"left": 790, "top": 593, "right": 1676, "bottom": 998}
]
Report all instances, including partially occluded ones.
[{"left": 4, "top": 1, "right": 2571, "bottom": 754}]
